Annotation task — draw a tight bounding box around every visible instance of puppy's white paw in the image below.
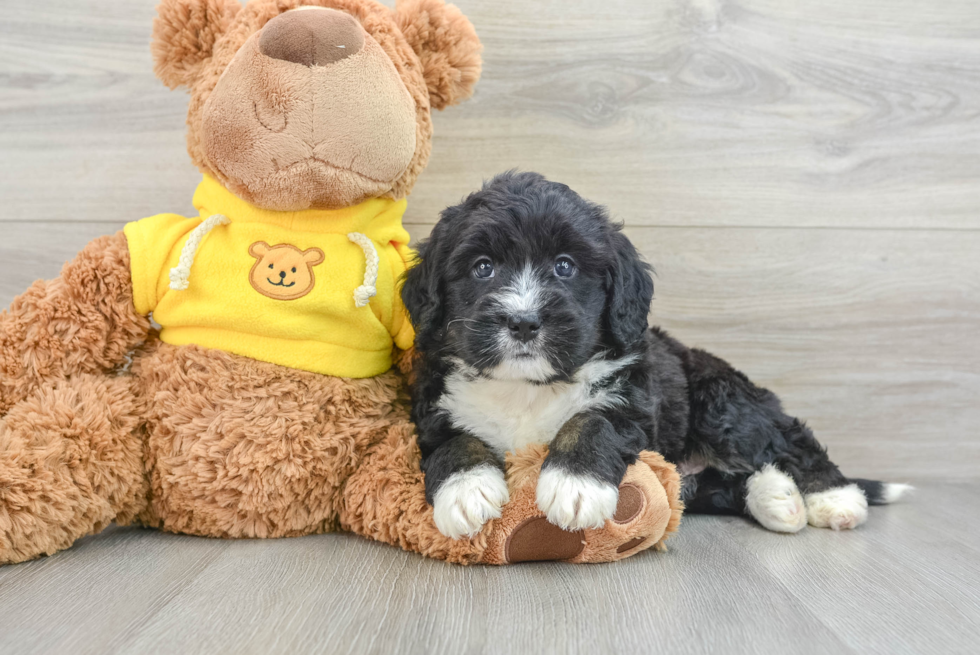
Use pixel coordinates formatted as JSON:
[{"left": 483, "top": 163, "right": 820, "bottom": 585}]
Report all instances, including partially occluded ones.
[
  {"left": 432, "top": 466, "right": 509, "bottom": 540},
  {"left": 806, "top": 484, "right": 868, "bottom": 530},
  {"left": 536, "top": 467, "right": 618, "bottom": 531},
  {"left": 746, "top": 465, "right": 808, "bottom": 533}
]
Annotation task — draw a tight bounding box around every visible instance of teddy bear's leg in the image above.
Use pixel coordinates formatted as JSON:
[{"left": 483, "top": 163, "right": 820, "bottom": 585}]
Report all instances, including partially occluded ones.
[
  {"left": 478, "top": 448, "right": 683, "bottom": 564},
  {"left": 337, "top": 420, "right": 490, "bottom": 564},
  {"left": 130, "top": 342, "right": 422, "bottom": 540},
  {"left": 0, "top": 231, "right": 150, "bottom": 416},
  {"left": 0, "top": 373, "right": 146, "bottom": 565},
  {"left": 339, "top": 432, "right": 683, "bottom": 565}
]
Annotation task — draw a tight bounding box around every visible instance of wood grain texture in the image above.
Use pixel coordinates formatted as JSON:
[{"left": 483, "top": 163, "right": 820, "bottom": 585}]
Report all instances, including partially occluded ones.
[
  {"left": 2, "top": 0, "right": 980, "bottom": 227},
  {"left": 629, "top": 226, "right": 980, "bottom": 481},
  {"left": 724, "top": 483, "right": 980, "bottom": 655},
  {"left": 1, "top": 484, "right": 978, "bottom": 655},
  {"left": 1, "top": 1, "right": 979, "bottom": 652},
  {"left": 413, "top": 0, "right": 980, "bottom": 230}
]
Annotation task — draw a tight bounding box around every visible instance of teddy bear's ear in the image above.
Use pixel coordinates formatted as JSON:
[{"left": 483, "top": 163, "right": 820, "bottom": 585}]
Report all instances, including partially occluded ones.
[
  {"left": 152, "top": 0, "right": 242, "bottom": 89},
  {"left": 394, "top": 0, "right": 483, "bottom": 110}
]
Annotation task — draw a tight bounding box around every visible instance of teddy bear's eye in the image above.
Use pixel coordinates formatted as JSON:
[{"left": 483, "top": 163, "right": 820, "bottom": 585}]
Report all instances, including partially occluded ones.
[
  {"left": 268, "top": 264, "right": 274, "bottom": 269},
  {"left": 291, "top": 267, "right": 296, "bottom": 273}
]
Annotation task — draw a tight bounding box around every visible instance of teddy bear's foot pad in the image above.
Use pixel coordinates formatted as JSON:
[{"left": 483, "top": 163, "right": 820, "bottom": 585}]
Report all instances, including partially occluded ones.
[
  {"left": 502, "top": 482, "right": 649, "bottom": 563},
  {"left": 479, "top": 449, "right": 681, "bottom": 565},
  {"left": 504, "top": 517, "right": 584, "bottom": 563}
]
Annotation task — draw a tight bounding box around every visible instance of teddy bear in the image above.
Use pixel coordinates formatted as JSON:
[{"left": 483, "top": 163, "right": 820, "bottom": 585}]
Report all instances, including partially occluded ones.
[{"left": 0, "top": 0, "right": 682, "bottom": 566}]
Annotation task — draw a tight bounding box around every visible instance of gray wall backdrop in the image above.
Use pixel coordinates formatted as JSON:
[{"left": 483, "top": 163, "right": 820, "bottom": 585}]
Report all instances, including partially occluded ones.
[{"left": 1, "top": 0, "right": 978, "bottom": 480}]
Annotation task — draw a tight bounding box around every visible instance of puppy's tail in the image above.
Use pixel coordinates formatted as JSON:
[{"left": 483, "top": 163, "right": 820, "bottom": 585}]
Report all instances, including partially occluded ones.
[{"left": 850, "top": 478, "right": 914, "bottom": 506}]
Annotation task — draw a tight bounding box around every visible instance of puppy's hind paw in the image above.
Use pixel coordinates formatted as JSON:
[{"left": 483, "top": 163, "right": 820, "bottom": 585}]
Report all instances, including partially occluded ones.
[
  {"left": 806, "top": 484, "right": 868, "bottom": 530},
  {"left": 746, "top": 465, "right": 808, "bottom": 533},
  {"left": 433, "top": 466, "right": 510, "bottom": 540}
]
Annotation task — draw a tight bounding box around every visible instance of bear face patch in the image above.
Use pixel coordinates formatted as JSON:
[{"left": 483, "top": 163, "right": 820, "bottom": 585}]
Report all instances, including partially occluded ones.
[{"left": 248, "top": 242, "right": 324, "bottom": 300}]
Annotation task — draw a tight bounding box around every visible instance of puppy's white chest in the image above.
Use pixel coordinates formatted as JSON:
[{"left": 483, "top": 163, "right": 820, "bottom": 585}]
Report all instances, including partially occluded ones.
[
  {"left": 437, "top": 359, "right": 632, "bottom": 456},
  {"left": 438, "top": 378, "right": 588, "bottom": 455}
]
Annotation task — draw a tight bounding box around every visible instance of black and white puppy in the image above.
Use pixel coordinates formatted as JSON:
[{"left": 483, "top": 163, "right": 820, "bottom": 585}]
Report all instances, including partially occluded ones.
[{"left": 402, "top": 171, "right": 911, "bottom": 540}]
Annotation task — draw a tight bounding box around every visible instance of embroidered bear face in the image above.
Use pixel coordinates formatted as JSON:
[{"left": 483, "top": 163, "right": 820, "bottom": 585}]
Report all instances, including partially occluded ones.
[{"left": 248, "top": 242, "right": 324, "bottom": 300}]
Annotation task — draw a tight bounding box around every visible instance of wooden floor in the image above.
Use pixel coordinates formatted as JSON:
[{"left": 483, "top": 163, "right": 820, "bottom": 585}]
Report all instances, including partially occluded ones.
[
  {"left": 2, "top": 0, "right": 979, "bottom": 653},
  {"left": 0, "top": 483, "right": 977, "bottom": 655}
]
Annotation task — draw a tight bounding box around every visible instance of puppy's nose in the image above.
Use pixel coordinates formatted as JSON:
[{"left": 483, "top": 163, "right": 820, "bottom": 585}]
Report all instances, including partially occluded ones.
[
  {"left": 259, "top": 7, "right": 364, "bottom": 67},
  {"left": 507, "top": 314, "right": 541, "bottom": 343},
  {"left": 279, "top": 270, "right": 287, "bottom": 279}
]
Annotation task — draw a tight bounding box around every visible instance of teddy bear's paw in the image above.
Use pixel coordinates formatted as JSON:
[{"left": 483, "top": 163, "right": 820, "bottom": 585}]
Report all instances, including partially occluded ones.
[
  {"left": 498, "top": 480, "right": 657, "bottom": 563},
  {"left": 477, "top": 452, "right": 679, "bottom": 565},
  {"left": 535, "top": 467, "right": 619, "bottom": 531},
  {"left": 433, "top": 465, "right": 510, "bottom": 539},
  {"left": 805, "top": 484, "right": 868, "bottom": 531},
  {"left": 746, "top": 465, "right": 808, "bottom": 533}
]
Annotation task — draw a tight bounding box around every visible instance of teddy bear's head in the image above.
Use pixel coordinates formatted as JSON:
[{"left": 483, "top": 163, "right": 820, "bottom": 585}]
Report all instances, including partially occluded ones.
[{"left": 152, "top": 0, "right": 481, "bottom": 211}]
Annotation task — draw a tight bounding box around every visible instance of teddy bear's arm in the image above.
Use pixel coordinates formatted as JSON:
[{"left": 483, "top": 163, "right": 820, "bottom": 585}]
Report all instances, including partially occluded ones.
[{"left": 0, "top": 231, "right": 151, "bottom": 414}]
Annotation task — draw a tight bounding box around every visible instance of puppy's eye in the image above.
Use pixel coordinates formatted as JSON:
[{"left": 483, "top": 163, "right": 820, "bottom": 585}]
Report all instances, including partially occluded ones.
[
  {"left": 291, "top": 267, "right": 297, "bottom": 273},
  {"left": 268, "top": 264, "right": 274, "bottom": 269},
  {"left": 554, "top": 256, "right": 577, "bottom": 278},
  {"left": 473, "top": 258, "right": 495, "bottom": 279}
]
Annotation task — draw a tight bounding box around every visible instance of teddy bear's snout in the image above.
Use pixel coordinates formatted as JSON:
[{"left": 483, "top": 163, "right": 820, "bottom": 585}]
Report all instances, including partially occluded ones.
[{"left": 259, "top": 7, "right": 364, "bottom": 67}]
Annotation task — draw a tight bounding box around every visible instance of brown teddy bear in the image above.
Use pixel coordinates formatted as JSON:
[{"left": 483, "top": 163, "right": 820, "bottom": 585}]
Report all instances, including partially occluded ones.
[{"left": 0, "top": 0, "right": 681, "bottom": 566}]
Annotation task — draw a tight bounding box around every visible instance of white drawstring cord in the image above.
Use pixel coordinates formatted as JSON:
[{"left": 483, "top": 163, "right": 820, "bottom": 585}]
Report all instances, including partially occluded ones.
[
  {"left": 169, "top": 214, "right": 230, "bottom": 290},
  {"left": 347, "top": 232, "right": 379, "bottom": 307}
]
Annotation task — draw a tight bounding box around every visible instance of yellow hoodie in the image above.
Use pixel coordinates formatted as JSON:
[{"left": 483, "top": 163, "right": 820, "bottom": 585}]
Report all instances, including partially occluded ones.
[{"left": 124, "top": 175, "right": 415, "bottom": 378}]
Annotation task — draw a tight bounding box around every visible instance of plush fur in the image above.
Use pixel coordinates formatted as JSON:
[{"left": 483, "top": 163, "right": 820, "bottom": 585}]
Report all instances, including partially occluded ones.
[
  {"left": 394, "top": 0, "right": 483, "bottom": 110},
  {"left": 153, "top": 0, "right": 243, "bottom": 89},
  {"left": 152, "top": 0, "right": 482, "bottom": 210},
  {"left": 403, "top": 172, "right": 911, "bottom": 536},
  {"left": 1, "top": 2, "right": 677, "bottom": 566}
]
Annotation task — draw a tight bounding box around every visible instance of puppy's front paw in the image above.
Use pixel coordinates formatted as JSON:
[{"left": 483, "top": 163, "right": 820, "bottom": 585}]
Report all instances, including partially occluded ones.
[
  {"left": 433, "top": 466, "right": 510, "bottom": 540},
  {"left": 805, "top": 484, "right": 868, "bottom": 530},
  {"left": 536, "top": 467, "right": 619, "bottom": 531}
]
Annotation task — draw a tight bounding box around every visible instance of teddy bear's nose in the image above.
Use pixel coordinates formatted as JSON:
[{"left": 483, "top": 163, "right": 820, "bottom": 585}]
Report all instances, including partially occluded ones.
[
  {"left": 279, "top": 270, "right": 287, "bottom": 279},
  {"left": 259, "top": 7, "right": 364, "bottom": 67}
]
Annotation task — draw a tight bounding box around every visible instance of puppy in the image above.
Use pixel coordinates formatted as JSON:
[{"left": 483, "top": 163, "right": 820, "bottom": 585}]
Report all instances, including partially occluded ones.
[{"left": 402, "top": 171, "right": 912, "bottom": 539}]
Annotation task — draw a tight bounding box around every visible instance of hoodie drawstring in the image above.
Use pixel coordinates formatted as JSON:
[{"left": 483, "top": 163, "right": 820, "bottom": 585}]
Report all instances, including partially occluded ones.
[
  {"left": 347, "top": 232, "right": 379, "bottom": 308},
  {"left": 169, "top": 214, "right": 230, "bottom": 290}
]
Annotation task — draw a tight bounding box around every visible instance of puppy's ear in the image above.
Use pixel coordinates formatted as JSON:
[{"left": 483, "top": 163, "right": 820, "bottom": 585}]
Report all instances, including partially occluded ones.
[
  {"left": 394, "top": 0, "right": 482, "bottom": 110},
  {"left": 605, "top": 227, "right": 654, "bottom": 352},
  {"left": 402, "top": 232, "right": 446, "bottom": 351},
  {"left": 152, "top": 0, "right": 241, "bottom": 89}
]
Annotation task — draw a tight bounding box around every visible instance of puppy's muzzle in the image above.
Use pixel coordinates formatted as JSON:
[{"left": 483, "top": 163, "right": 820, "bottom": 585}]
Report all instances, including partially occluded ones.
[{"left": 507, "top": 313, "right": 541, "bottom": 343}]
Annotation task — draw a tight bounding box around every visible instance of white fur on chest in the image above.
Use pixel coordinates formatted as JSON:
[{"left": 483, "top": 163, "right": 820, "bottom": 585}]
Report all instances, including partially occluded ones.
[{"left": 437, "top": 356, "right": 636, "bottom": 456}]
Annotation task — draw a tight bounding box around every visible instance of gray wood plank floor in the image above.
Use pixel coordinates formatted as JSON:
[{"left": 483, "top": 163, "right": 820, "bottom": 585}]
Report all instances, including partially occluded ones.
[
  {"left": 2, "top": 0, "right": 979, "bottom": 653},
  {"left": 0, "top": 483, "right": 977, "bottom": 655}
]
